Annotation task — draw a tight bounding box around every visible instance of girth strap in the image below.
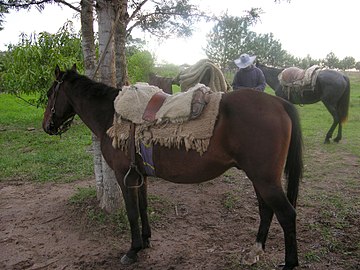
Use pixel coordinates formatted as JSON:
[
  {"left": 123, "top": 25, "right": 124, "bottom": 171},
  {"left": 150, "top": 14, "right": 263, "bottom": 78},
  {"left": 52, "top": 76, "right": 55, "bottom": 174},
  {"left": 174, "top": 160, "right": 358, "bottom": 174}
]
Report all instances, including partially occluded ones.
[{"left": 123, "top": 123, "right": 144, "bottom": 189}]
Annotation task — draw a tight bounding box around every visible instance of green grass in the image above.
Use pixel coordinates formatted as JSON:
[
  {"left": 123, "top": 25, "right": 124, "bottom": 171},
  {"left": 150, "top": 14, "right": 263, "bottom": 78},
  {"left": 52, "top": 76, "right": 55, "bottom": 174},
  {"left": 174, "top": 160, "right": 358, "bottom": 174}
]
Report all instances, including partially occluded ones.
[{"left": 0, "top": 93, "right": 93, "bottom": 182}]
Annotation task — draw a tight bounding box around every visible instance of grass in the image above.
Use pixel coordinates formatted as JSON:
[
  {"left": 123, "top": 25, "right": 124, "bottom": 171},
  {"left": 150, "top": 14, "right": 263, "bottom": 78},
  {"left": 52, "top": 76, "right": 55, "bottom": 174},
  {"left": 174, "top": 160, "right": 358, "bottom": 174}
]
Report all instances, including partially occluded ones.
[{"left": 0, "top": 93, "right": 93, "bottom": 182}]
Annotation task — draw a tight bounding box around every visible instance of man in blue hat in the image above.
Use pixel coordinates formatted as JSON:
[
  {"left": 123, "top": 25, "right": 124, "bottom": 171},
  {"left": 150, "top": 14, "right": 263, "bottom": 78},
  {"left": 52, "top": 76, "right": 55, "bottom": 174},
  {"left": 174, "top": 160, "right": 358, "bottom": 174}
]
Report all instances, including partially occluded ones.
[{"left": 232, "top": 53, "right": 266, "bottom": 91}]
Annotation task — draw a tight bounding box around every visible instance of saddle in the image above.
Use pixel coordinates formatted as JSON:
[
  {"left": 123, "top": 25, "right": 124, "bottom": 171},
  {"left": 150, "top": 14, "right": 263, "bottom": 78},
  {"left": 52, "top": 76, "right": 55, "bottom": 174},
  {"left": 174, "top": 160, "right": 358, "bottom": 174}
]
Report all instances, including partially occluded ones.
[
  {"left": 114, "top": 83, "right": 211, "bottom": 125},
  {"left": 278, "top": 65, "right": 321, "bottom": 89}
]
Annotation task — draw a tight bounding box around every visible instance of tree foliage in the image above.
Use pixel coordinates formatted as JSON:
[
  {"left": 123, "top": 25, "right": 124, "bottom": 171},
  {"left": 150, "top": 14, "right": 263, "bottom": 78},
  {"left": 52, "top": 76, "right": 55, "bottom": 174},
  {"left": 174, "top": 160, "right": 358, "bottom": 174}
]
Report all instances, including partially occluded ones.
[
  {"left": 127, "top": 50, "right": 154, "bottom": 84},
  {"left": 127, "top": 0, "right": 205, "bottom": 39},
  {"left": 0, "top": 21, "right": 83, "bottom": 106},
  {"left": 205, "top": 10, "right": 261, "bottom": 69}
]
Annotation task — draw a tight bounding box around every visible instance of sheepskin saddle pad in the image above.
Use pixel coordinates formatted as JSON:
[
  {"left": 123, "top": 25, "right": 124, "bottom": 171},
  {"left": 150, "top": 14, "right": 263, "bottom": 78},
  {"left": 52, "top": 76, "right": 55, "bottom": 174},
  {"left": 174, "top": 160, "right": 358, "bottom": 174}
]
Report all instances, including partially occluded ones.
[
  {"left": 113, "top": 82, "right": 211, "bottom": 124},
  {"left": 278, "top": 65, "right": 322, "bottom": 89},
  {"left": 107, "top": 83, "right": 222, "bottom": 155}
]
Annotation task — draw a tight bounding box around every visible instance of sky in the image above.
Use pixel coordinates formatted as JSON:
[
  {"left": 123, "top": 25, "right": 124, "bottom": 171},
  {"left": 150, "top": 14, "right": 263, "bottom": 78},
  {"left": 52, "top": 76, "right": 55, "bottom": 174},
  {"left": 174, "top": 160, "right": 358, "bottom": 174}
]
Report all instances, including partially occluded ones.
[{"left": 0, "top": 0, "right": 358, "bottom": 65}]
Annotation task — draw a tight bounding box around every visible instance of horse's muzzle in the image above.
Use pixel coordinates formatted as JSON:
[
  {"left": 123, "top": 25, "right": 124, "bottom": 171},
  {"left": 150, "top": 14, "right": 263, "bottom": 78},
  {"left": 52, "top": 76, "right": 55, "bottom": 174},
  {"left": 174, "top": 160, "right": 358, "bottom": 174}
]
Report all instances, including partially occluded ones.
[{"left": 42, "top": 120, "right": 58, "bottom": 135}]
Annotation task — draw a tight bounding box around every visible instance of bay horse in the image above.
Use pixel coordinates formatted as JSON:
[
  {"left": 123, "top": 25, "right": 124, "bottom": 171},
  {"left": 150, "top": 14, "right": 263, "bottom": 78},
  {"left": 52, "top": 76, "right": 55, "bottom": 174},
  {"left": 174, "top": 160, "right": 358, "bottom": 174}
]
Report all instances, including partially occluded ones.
[
  {"left": 43, "top": 65, "right": 303, "bottom": 270},
  {"left": 256, "top": 63, "right": 350, "bottom": 144}
]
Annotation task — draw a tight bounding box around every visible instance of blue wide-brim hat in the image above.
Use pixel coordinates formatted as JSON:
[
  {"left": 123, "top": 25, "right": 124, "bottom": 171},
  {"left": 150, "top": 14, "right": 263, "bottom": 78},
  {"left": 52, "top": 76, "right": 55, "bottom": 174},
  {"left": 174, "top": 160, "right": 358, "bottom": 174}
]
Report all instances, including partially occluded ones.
[{"left": 234, "top": 53, "right": 256, "bottom": 68}]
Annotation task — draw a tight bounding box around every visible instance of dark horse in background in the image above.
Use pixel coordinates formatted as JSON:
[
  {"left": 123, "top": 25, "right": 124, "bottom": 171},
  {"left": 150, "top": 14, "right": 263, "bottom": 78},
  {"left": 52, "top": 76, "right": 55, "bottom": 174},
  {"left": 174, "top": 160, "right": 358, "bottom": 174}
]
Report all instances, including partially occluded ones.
[
  {"left": 148, "top": 72, "right": 173, "bottom": 94},
  {"left": 257, "top": 63, "right": 350, "bottom": 144},
  {"left": 43, "top": 65, "right": 303, "bottom": 270}
]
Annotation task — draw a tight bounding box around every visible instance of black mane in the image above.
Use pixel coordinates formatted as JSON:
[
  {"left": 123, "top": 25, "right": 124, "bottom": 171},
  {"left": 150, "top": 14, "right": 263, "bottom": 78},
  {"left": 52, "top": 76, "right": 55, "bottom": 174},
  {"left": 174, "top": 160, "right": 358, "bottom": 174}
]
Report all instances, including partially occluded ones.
[{"left": 64, "top": 69, "right": 120, "bottom": 100}]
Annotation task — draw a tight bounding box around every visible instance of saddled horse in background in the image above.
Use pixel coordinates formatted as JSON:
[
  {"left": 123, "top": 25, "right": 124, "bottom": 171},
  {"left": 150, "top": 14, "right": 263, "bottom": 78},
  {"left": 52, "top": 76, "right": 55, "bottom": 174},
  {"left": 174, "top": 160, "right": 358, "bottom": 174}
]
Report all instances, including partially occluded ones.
[
  {"left": 256, "top": 63, "right": 350, "bottom": 144},
  {"left": 43, "top": 65, "right": 303, "bottom": 270}
]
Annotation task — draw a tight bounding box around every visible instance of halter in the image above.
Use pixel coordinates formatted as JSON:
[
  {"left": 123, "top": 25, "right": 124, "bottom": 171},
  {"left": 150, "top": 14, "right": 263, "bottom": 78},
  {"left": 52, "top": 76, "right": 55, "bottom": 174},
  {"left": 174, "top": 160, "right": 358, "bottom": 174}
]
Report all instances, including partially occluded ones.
[{"left": 49, "top": 74, "right": 75, "bottom": 135}]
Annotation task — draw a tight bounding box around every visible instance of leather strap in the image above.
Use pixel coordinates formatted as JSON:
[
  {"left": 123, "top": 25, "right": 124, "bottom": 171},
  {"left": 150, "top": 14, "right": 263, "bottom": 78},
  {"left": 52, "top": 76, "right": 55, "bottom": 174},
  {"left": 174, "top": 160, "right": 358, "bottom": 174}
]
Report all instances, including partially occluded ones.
[{"left": 142, "top": 92, "right": 169, "bottom": 122}]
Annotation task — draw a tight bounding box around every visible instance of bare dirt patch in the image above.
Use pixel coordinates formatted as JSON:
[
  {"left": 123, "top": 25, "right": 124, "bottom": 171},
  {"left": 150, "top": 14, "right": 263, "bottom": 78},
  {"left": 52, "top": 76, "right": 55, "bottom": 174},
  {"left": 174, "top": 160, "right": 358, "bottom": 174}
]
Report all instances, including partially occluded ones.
[{"left": 1, "top": 152, "right": 359, "bottom": 270}]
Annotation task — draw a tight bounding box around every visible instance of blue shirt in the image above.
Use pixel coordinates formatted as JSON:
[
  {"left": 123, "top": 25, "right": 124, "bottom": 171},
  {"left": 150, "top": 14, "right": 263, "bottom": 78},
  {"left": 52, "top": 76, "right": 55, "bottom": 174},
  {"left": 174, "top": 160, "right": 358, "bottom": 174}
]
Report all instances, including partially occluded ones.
[{"left": 232, "top": 65, "right": 266, "bottom": 91}]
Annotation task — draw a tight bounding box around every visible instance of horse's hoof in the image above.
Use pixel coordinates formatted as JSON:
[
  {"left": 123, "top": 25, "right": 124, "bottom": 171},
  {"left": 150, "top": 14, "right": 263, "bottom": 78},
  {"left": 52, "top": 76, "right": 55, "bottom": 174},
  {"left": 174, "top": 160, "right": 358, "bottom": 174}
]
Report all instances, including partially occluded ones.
[
  {"left": 120, "top": 254, "right": 137, "bottom": 265},
  {"left": 324, "top": 139, "right": 330, "bottom": 144},
  {"left": 242, "top": 243, "right": 263, "bottom": 265},
  {"left": 333, "top": 138, "right": 341, "bottom": 143},
  {"left": 279, "top": 262, "right": 298, "bottom": 270},
  {"left": 143, "top": 239, "right": 152, "bottom": 248}
]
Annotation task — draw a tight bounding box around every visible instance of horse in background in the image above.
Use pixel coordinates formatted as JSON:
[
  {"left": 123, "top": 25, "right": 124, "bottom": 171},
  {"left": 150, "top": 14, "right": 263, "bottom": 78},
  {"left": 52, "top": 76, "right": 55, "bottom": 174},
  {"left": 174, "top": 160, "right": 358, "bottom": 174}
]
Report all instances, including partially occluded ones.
[
  {"left": 148, "top": 72, "right": 173, "bottom": 94},
  {"left": 257, "top": 62, "right": 350, "bottom": 144}
]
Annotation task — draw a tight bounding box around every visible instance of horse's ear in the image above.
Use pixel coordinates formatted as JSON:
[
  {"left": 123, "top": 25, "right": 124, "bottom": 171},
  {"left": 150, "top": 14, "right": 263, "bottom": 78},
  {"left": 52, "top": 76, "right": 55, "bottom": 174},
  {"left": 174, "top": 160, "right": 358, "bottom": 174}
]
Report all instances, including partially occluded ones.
[
  {"left": 55, "top": 65, "right": 61, "bottom": 78},
  {"left": 71, "top": 64, "right": 77, "bottom": 72}
]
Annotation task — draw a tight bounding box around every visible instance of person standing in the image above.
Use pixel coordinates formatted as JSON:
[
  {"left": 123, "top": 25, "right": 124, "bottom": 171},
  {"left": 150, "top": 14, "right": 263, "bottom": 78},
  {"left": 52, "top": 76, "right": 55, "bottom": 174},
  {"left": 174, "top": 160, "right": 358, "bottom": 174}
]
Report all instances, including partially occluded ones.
[{"left": 232, "top": 53, "right": 266, "bottom": 92}]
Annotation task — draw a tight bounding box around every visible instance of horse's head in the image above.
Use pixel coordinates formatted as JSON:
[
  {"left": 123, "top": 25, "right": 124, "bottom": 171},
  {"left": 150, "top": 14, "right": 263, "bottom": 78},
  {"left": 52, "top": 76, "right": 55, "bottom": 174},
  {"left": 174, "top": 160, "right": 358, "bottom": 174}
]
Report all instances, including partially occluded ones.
[{"left": 42, "top": 64, "right": 77, "bottom": 135}]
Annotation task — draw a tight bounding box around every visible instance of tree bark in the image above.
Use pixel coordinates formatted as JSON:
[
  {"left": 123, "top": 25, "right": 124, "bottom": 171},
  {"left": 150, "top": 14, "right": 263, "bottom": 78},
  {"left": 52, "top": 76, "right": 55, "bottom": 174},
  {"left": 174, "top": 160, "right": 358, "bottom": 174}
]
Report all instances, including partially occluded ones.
[
  {"left": 80, "top": 0, "right": 106, "bottom": 204},
  {"left": 114, "top": 0, "right": 129, "bottom": 87},
  {"left": 94, "top": 0, "right": 123, "bottom": 213}
]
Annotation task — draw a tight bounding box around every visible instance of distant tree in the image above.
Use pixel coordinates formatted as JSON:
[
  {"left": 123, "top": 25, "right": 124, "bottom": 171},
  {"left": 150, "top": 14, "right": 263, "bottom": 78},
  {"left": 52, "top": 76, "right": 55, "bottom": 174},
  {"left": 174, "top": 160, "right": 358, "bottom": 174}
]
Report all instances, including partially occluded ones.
[
  {"left": 205, "top": 10, "right": 261, "bottom": 69},
  {"left": 355, "top": 61, "right": 360, "bottom": 71},
  {"left": 127, "top": 50, "right": 154, "bottom": 84},
  {"left": 244, "top": 32, "right": 287, "bottom": 67},
  {"left": 339, "top": 56, "right": 355, "bottom": 70},
  {"left": 298, "top": 54, "right": 320, "bottom": 69},
  {"left": 154, "top": 63, "right": 181, "bottom": 78},
  {"left": 324, "top": 52, "right": 339, "bottom": 69}
]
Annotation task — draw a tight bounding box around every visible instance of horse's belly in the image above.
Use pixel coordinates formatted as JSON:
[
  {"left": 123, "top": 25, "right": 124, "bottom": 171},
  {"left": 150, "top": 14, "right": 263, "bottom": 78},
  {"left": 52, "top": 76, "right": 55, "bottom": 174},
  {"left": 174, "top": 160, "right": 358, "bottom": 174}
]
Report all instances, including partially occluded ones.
[{"left": 153, "top": 148, "right": 233, "bottom": 184}]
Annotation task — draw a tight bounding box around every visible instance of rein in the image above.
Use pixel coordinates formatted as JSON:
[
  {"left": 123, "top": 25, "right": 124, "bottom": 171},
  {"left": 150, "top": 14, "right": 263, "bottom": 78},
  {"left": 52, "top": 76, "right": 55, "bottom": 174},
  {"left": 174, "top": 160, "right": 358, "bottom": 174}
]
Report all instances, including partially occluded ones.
[{"left": 50, "top": 75, "right": 75, "bottom": 136}]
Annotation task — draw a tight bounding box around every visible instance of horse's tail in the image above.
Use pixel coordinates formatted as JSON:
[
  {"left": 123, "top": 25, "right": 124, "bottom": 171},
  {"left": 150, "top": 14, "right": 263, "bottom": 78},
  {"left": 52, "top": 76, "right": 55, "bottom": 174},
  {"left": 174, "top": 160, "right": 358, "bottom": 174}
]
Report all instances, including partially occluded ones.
[
  {"left": 283, "top": 102, "right": 303, "bottom": 208},
  {"left": 338, "top": 75, "right": 350, "bottom": 123}
]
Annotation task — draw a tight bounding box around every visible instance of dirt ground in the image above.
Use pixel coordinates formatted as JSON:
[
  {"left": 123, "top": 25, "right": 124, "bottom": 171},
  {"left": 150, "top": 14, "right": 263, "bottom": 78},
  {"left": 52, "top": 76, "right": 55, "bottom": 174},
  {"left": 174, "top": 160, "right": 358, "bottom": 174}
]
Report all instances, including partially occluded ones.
[{"left": 1, "top": 153, "right": 359, "bottom": 270}]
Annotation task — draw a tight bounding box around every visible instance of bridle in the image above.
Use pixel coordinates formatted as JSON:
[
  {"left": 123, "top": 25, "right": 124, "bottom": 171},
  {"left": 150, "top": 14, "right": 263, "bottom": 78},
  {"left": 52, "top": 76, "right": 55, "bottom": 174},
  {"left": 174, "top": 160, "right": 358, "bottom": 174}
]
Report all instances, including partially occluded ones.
[{"left": 49, "top": 74, "right": 75, "bottom": 135}]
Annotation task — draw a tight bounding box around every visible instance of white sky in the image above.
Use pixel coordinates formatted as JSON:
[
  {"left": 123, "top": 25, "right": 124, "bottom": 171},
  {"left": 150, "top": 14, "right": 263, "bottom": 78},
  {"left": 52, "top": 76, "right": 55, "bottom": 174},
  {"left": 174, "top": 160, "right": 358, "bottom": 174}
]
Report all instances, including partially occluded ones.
[{"left": 0, "top": 0, "right": 358, "bottom": 65}]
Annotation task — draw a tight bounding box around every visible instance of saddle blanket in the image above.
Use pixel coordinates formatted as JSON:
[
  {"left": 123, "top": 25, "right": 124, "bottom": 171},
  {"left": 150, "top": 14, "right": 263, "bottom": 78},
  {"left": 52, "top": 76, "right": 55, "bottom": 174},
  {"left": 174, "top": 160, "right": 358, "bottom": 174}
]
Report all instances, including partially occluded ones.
[{"left": 107, "top": 91, "right": 222, "bottom": 156}]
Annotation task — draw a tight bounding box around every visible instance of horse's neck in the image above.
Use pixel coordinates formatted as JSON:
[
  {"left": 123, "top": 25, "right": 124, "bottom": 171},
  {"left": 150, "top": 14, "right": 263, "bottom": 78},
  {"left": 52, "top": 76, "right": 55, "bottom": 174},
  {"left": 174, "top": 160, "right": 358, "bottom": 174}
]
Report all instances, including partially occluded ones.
[
  {"left": 69, "top": 82, "right": 117, "bottom": 138},
  {"left": 263, "top": 68, "right": 282, "bottom": 92}
]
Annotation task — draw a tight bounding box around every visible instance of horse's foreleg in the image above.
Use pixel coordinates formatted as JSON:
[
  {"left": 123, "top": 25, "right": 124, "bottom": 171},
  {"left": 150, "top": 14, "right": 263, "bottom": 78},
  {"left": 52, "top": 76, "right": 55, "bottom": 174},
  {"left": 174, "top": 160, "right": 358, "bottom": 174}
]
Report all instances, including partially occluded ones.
[
  {"left": 119, "top": 179, "right": 143, "bottom": 265},
  {"left": 255, "top": 184, "right": 298, "bottom": 270},
  {"left": 139, "top": 177, "right": 151, "bottom": 248}
]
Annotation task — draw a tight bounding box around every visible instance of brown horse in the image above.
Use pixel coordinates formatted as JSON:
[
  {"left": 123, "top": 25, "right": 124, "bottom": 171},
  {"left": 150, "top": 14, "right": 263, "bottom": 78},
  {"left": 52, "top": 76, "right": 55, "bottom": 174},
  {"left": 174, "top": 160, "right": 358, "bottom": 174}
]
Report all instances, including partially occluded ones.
[{"left": 43, "top": 65, "right": 303, "bottom": 270}]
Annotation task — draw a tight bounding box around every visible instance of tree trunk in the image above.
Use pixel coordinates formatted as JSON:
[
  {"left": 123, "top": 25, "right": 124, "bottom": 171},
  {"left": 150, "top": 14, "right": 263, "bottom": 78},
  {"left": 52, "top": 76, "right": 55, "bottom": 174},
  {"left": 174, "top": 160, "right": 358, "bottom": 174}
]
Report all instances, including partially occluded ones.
[
  {"left": 114, "top": 0, "right": 129, "bottom": 87},
  {"left": 94, "top": 0, "right": 123, "bottom": 213},
  {"left": 80, "top": 0, "right": 106, "bottom": 203}
]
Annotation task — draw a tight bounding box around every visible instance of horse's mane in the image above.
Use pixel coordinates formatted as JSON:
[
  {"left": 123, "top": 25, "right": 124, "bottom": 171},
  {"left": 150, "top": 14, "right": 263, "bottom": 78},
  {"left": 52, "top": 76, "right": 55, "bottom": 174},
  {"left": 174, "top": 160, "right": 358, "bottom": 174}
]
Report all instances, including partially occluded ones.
[{"left": 64, "top": 69, "right": 120, "bottom": 99}]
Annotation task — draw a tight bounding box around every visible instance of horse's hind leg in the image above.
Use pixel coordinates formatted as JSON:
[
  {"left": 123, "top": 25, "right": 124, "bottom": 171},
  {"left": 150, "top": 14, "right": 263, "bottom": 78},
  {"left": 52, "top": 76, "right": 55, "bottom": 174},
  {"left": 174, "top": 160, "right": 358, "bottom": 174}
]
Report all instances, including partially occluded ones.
[
  {"left": 139, "top": 177, "right": 151, "bottom": 248},
  {"left": 254, "top": 188, "right": 274, "bottom": 249},
  {"left": 323, "top": 102, "right": 340, "bottom": 143},
  {"left": 243, "top": 188, "right": 274, "bottom": 265},
  {"left": 333, "top": 122, "right": 342, "bottom": 143},
  {"left": 254, "top": 184, "right": 298, "bottom": 270}
]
